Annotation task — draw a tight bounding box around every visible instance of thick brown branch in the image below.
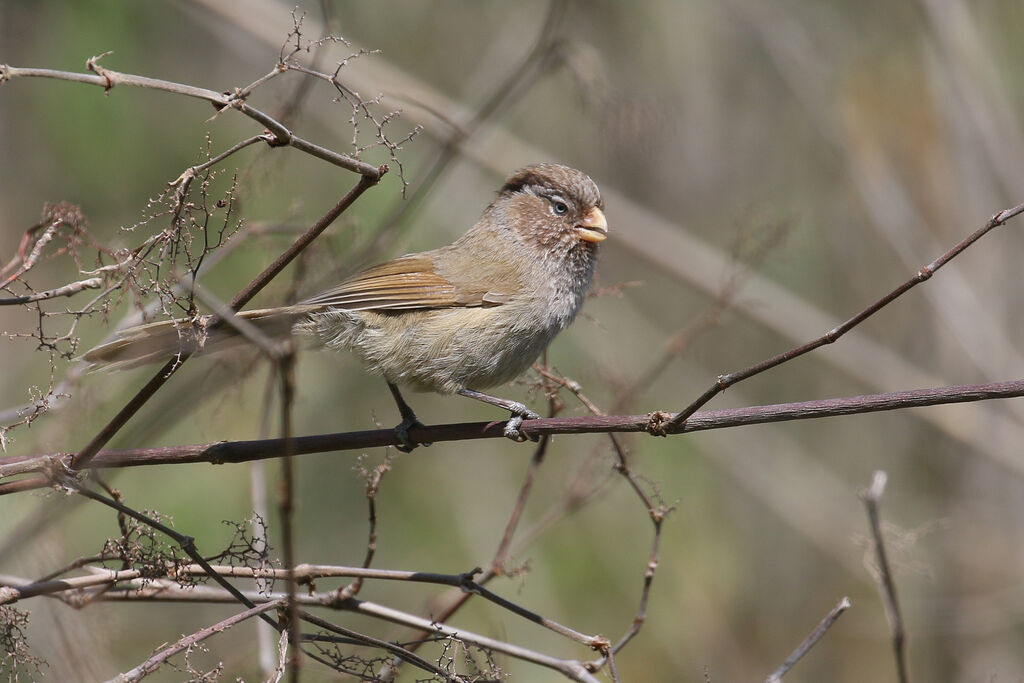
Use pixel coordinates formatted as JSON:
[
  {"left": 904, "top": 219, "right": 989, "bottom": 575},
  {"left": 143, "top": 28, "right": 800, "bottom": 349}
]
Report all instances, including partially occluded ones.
[{"left": 3, "top": 379, "right": 1022, "bottom": 493}]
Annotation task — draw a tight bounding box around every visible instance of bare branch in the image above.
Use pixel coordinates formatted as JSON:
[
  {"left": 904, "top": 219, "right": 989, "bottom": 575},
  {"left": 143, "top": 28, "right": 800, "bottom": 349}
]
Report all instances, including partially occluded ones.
[
  {"left": 860, "top": 472, "right": 910, "bottom": 683},
  {"left": 766, "top": 597, "right": 851, "bottom": 682},
  {"left": 68, "top": 173, "right": 381, "bottom": 472},
  {"left": 68, "top": 485, "right": 281, "bottom": 631},
  {"left": 0, "top": 277, "right": 103, "bottom": 306},
  {"left": 298, "top": 610, "right": 464, "bottom": 683},
  {"left": 105, "top": 600, "right": 285, "bottom": 683},
  {"left": 0, "top": 61, "right": 382, "bottom": 178},
  {"left": 668, "top": 201, "right": 1024, "bottom": 429},
  {"left": 4, "top": 378, "right": 1022, "bottom": 492}
]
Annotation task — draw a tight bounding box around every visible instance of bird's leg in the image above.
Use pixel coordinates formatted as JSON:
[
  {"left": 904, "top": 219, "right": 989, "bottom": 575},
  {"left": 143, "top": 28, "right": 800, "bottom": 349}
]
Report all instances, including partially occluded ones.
[
  {"left": 457, "top": 388, "right": 541, "bottom": 442},
  {"left": 387, "top": 382, "right": 430, "bottom": 452}
]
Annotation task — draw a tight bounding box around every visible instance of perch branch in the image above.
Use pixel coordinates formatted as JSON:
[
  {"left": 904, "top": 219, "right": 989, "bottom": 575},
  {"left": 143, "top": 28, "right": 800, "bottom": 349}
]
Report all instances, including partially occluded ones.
[{"left": 3, "top": 378, "right": 1021, "bottom": 493}]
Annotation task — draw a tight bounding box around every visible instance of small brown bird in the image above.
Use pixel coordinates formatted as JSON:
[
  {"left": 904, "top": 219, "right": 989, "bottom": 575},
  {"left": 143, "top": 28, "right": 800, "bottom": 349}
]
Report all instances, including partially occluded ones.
[{"left": 84, "top": 163, "right": 608, "bottom": 449}]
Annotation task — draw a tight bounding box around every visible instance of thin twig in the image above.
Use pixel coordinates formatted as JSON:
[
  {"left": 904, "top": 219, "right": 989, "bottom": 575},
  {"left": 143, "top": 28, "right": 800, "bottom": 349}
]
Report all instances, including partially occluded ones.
[
  {"left": 667, "top": 201, "right": 1024, "bottom": 429},
  {"left": 766, "top": 597, "right": 851, "bottom": 682},
  {"left": 74, "top": 581, "right": 604, "bottom": 683},
  {"left": 298, "top": 610, "right": 463, "bottom": 683},
  {"left": 0, "top": 62, "right": 381, "bottom": 178},
  {"left": 277, "top": 350, "right": 302, "bottom": 681},
  {"left": 68, "top": 173, "right": 380, "bottom": 472},
  {"left": 860, "top": 471, "right": 909, "bottom": 683},
  {"left": 0, "top": 277, "right": 103, "bottom": 305},
  {"left": 189, "top": 282, "right": 285, "bottom": 361},
  {"left": 337, "top": 452, "right": 391, "bottom": 600},
  {"left": 1, "top": 559, "right": 603, "bottom": 646},
  {"left": 331, "top": 0, "right": 569, "bottom": 269},
  {"left": 69, "top": 485, "right": 280, "bottom": 630},
  {"left": 105, "top": 599, "right": 285, "bottom": 683},
  {"left": 536, "top": 367, "right": 668, "bottom": 669}
]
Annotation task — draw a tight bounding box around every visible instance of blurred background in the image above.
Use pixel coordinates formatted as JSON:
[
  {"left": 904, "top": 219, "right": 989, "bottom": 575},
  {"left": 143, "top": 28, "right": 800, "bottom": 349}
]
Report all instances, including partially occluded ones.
[{"left": 3, "top": 0, "right": 1024, "bottom": 680}]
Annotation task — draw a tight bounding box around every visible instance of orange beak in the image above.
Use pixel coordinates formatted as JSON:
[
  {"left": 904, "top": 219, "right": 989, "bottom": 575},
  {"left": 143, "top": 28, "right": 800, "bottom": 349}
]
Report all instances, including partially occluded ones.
[{"left": 576, "top": 207, "right": 608, "bottom": 243}]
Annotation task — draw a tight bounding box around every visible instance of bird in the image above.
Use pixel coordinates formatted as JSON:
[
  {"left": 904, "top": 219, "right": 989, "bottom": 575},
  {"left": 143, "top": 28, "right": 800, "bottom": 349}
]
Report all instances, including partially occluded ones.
[{"left": 83, "top": 163, "right": 608, "bottom": 450}]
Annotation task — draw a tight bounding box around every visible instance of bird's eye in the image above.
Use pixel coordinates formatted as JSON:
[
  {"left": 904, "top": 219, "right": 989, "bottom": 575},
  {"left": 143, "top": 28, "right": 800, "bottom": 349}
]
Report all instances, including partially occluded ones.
[{"left": 551, "top": 201, "right": 569, "bottom": 216}]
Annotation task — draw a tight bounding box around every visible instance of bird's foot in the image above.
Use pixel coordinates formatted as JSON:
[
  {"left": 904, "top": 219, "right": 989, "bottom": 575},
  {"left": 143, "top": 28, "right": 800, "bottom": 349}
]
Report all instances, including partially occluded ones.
[
  {"left": 388, "top": 382, "right": 431, "bottom": 452},
  {"left": 455, "top": 388, "right": 541, "bottom": 443},
  {"left": 394, "top": 415, "right": 431, "bottom": 453},
  {"left": 503, "top": 402, "right": 541, "bottom": 442}
]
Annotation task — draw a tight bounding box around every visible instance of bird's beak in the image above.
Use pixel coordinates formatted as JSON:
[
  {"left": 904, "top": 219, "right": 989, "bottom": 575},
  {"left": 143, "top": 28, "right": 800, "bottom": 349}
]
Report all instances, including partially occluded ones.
[{"left": 576, "top": 207, "right": 608, "bottom": 243}]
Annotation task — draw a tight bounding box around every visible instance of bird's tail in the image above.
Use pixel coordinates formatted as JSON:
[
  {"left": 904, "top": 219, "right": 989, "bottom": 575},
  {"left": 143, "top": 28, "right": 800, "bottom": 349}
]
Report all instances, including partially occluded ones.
[{"left": 80, "top": 306, "right": 318, "bottom": 371}]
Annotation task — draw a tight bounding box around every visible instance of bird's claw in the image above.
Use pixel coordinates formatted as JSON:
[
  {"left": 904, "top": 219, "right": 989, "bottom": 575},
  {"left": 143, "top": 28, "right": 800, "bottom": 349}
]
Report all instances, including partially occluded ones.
[
  {"left": 503, "top": 403, "right": 541, "bottom": 442},
  {"left": 394, "top": 416, "right": 431, "bottom": 453}
]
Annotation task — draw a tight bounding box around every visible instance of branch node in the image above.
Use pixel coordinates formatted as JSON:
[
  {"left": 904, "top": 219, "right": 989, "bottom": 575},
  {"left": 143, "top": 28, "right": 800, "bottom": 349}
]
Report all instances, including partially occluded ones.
[
  {"left": 85, "top": 51, "right": 114, "bottom": 92},
  {"left": 645, "top": 411, "right": 672, "bottom": 436},
  {"left": 201, "top": 442, "right": 236, "bottom": 465},
  {"left": 589, "top": 635, "right": 612, "bottom": 654},
  {"left": 215, "top": 88, "right": 250, "bottom": 115},
  {"left": 46, "top": 453, "right": 85, "bottom": 492},
  {"left": 262, "top": 127, "right": 290, "bottom": 147},
  {"left": 458, "top": 566, "right": 484, "bottom": 590}
]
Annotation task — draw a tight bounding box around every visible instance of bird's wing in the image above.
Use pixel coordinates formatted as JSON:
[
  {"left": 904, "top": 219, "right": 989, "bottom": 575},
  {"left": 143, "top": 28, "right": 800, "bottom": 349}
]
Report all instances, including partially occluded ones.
[{"left": 299, "top": 255, "right": 504, "bottom": 311}]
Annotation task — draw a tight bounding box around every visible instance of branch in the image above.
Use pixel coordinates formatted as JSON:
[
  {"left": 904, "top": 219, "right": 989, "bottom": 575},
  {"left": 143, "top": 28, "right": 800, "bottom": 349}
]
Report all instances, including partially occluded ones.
[
  {"left": 860, "top": 472, "right": 909, "bottom": 683},
  {"left": 0, "top": 61, "right": 382, "bottom": 178},
  {"left": 68, "top": 485, "right": 280, "bottom": 630},
  {"left": 0, "top": 277, "right": 103, "bottom": 305},
  {"left": 297, "top": 610, "right": 464, "bottom": 683},
  {"left": 3, "top": 378, "right": 1022, "bottom": 492},
  {"left": 766, "top": 597, "right": 851, "bottom": 682},
  {"left": 68, "top": 172, "right": 381, "bottom": 472},
  {"left": 667, "top": 201, "right": 1024, "bottom": 428},
  {"left": 1, "top": 561, "right": 600, "bottom": 649},
  {"left": 106, "top": 599, "right": 285, "bottom": 683},
  {"left": 69, "top": 581, "right": 603, "bottom": 683}
]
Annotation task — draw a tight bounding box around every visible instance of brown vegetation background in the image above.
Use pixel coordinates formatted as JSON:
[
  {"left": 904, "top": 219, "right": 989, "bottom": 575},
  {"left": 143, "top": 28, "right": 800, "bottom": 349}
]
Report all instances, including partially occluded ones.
[{"left": 2, "top": 0, "right": 1024, "bottom": 681}]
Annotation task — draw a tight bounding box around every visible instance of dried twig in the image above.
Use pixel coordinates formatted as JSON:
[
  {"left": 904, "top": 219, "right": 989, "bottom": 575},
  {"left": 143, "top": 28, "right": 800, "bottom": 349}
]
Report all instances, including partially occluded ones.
[
  {"left": 766, "top": 597, "right": 851, "bottom": 682},
  {"left": 0, "top": 61, "right": 382, "bottom": 178},
  {"left": 860, "top": 472, "right": 909, "bottom": 683},
  {"left": 668, "top": 202, "right": 1024, "bottom": 429},
  {"left": 68, "top": 173, "right": 380, "bottom": 473},
  {"left": 107, "top": 599, "right": 285, "bottom": 683}
]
